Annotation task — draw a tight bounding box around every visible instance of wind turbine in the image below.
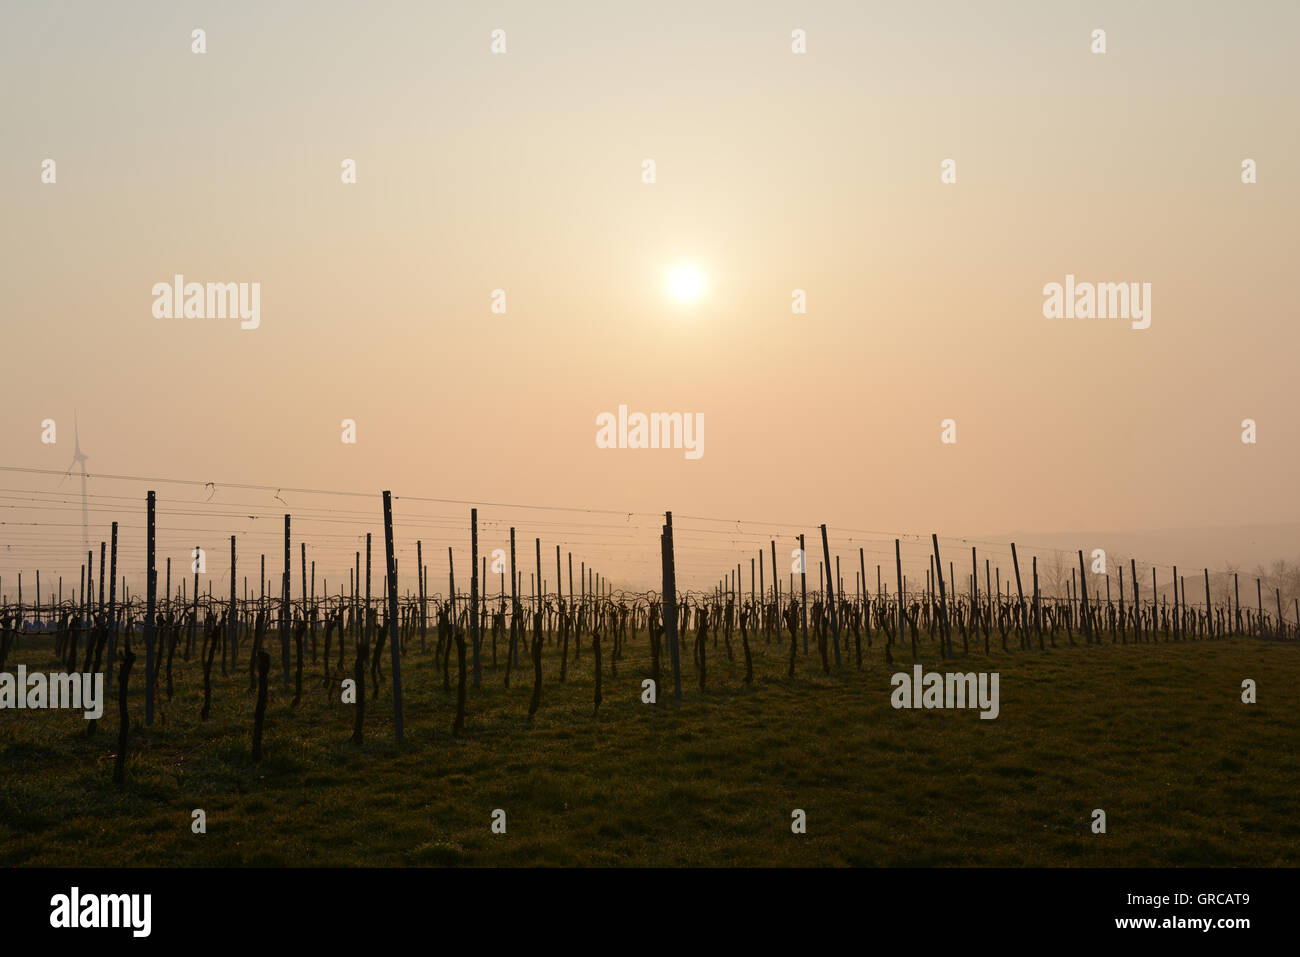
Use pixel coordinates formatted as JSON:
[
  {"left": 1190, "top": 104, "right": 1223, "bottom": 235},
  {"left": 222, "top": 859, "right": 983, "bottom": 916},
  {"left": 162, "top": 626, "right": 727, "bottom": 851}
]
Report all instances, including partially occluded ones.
[{"left": 60, "top": 414, "right": 89, "bottom": 553}]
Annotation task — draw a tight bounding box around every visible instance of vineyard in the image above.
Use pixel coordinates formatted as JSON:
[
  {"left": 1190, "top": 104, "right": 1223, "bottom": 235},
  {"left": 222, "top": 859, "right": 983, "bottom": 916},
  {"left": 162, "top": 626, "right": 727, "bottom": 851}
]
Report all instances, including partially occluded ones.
[
  {"left": 2, "top": 472, "right": 1297, "bottom": 866},
  {"left": 5, "top": 1, "right": 1298, "bottom": 939}
]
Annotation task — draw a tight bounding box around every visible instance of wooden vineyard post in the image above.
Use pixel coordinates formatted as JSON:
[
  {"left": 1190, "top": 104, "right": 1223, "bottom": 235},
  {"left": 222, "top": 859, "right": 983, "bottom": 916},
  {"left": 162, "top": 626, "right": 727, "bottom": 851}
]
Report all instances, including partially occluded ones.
[
  {"left": 799, "top": 533, "right": 808, "bottom": 654},
  {"left": 771, "top": 540, "right": 779, "bottom": 630},
  {"left": 189, "top": 547, "right": 199, "bottom": 663},
  {"left": 819, "top": 525, "right": 841, "bottom": 668},
  {"left": 1234, "top": 572, "right": 1240, "bottom": 633},
  {"left": 973, "top": 546, "right": 985, "bottom": 654},
  {"left": 1077, "top": 550, "right": 1092, "bottom": 644},
  {"left": 556, "top": 545, "right": 566, "bottom": 680},
  {"left": 950, "top": 561, "right": 961, "bottom": 653},
  {"left": 1068, "top": 569, "right": 1076, "bottom": 635},
  {"left": 1130, "top": 558, "right": 1140, "bottom": 642},
  {"left": 593, "top": 597, "right": 603, "bottom": 715},
  {"left": 896, "top": 539, "right": 909, "bottom": 659},
  {"left": 1118, "top": 562, "right": 1126, "bottom": 642},
  {"left": 565, "top": 551, "right": 574, "bottom": 677},
  {"left": 1180, "top": 575, "right": 1187, "bottom": 637},
  {"left": 448, "top": 547, "right": 456, "bottom": 681},
  {"left": 1151, "top": 567, "right": 1158, "bottom": 640},
  {"left": 471, "top": 509, "right": 481, "bottom": 689},
  {"left": 352, "top": 549, "right": 367, "bottom": 745},
  {"left": 741, "top": 561, "right": 754, "bottom": 683},
  {"left": 1172, "top": 565, "right": 1180, "bottom": 641},
  {"left": 365, "top": 533, "right": 372, "bottom": 681},
  {"left": 1204, "top": 569, "right": 1212, "bottom": 638},
  {"left": 1256, "top": 578, "right": 1263, "bottom": 637},
  {"left": 83, "top": 553, "right": 94, "bottom": 665},
  {"left": 301, "top": 542, "right": 308, "bottom": 657},
  {"left": 506, "top": 527, "right": 518, "bottom": 686},
  {"left": 1033, "top": 557, "right": 1044, "bottom": 649},
  {"left": 73, "top": 560, "right": 86, "bottom": 670},
  {"left": 417, "top": 540, "right": 426, "bottom": 653},
  {"left": 931, "top": 534, "right": 951, "bottom": 658},
  {"left": 282, "top": 514, "right": 292, "bottom": 687},
  {"left": 555, "top": 545, "right": 563, "bottom": 639},
  {"left": 504, "top": 530, "right": 520, "bottom": 681},
  {"left": 663, "top": 512, "right": 681, "bottom": 704},
  {"left": 144, "top": 492, "right": 156, "bottom": 726},
  {"left": 927, "top": 557, "right": 935, "bottom": 637},
  {"left": 530, "top": 536, "right": 543, "bottom": 719},
  {"left": 1010, "top": 543, "right": 1027, "bottom": 651},
  {"left": 382, "top": 491, "right": 404, "bottom": 744},
  {"left": 859, "top": 546, "right": 871, "bottom": 650},
  {"left": 229, "top": 536, "right": 237, "bottom": 671},
  {"left": 1105, "top": 571, "right": 1111, "bottom": 641},
  {"left": 352, "top": 552, "right": 359, "bottom": 669}
]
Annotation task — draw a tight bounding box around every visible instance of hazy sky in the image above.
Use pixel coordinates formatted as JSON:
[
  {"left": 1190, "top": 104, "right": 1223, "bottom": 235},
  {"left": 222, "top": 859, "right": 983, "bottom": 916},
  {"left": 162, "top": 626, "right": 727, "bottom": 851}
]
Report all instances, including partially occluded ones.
[{"left": 2, "top": 1, "right": 1297, "bottom": 594}]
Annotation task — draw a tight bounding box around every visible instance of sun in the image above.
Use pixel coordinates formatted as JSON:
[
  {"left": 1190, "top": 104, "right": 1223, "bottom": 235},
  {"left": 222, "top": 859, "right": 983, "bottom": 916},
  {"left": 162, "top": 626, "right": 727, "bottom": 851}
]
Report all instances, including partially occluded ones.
[{"left": 667, "top": 263, "right": 705, "bottom": 302}]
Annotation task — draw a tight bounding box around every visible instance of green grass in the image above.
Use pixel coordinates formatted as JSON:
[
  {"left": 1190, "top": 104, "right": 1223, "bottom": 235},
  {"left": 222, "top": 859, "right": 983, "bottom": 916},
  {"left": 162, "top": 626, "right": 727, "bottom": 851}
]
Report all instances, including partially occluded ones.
[{"left": 2, "top": 629, "right": 1296, "bottom": 866}]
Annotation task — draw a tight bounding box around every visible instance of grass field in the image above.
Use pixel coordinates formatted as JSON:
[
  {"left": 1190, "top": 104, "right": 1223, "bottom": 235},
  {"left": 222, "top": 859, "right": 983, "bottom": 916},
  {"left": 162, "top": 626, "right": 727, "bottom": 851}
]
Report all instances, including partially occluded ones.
[{"left": 2, "top": 631, "right": 1296, "bottom": 866}]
